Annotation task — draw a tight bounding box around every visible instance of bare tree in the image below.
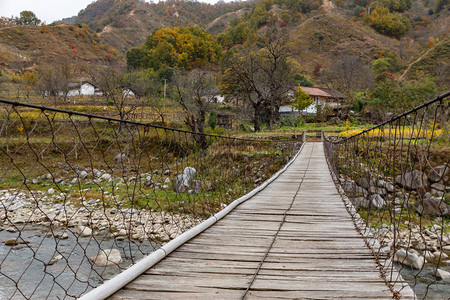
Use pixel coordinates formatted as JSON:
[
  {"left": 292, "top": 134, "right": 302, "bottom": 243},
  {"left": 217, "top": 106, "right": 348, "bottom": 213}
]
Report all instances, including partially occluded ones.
[
  {"left": 87, "top": 63, "right": 135, "bottom": 121},
  {"left": 172, "top": 68, "right": 218, "bottom": 149},
  {"left": 35, "top": 61, "right": 74, "bottom": 104},
  {"left": 221, "top": 30, "right": 294, "bottom": 131},
  {"left": 322, "top": 55, "right": 374, "bottom": 96}
]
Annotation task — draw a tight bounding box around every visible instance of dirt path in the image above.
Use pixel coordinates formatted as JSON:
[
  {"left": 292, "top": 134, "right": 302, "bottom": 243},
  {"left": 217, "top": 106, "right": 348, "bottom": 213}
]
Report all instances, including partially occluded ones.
[{"left": 399, "top": 47, "right": 433, "bottom": 80}]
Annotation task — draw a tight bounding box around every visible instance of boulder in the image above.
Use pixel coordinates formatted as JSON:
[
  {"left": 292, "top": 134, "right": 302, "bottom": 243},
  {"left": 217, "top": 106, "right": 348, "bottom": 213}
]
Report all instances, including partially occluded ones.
[
  {"left": 351, "top": 197, "right": 370, "bottom": 209},
  {"left": 193, "top": 180, "right": 202, "bottom": 194},
  {"left": 174, "top": 174, "right": 186, "bottom": 193},
  {"left": 393, "top": 249, "right": 425, "bottom": 269},
  {"left": 100, "top": 173, "right": 112, "bottom": 181},
  {"left": 356, "top": 178, "right": 371, "bottom": 189},
  {"left": 183, "top": 167, "right": 196, "bottom": 185},
  {"left": 395, "top": 170, "right": 427, "bottom": 190},
  {"left": 436, "top": 269, "right": 450, "bottom": 282},
  {"left": 430, "top": 183, "right": 446, "bottom": 192},
  {"left": 368, "top": 194, "right": 386, "bottom": 209},
  {"left": 368, "top": 187, "right": 387, "bottom": 196},
  {"left": 428, "top": 165, "right": 449, "bottom": 183},
  {"left": 415, "top": 193, "right": 450, "bottom": 217},
  {"left": 90, "top": 249, "right": 122, "bottom": 267},
  {"left": 76, "top": 226, "right": 93, "bottom": 237},
  {"left": 80, "top": 171, "right": 88, "bottom": 179},
  {"left": 113, "top": 153, "right": 128, "bottom": 163},
  {"left": 342, "top": 181, "right": 368, "bottom": 197},
  {"left": 47, "top": 255, "right": 63, "bottom": 266}
]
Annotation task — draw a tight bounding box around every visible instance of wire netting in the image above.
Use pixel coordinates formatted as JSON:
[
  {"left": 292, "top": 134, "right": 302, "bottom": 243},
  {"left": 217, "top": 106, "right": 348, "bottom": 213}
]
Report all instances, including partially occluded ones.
[
  {"left": 324, "top": 92, "right": 450, "bottom": 299},
  {"left": 0, "top": 99, "right": 301, "bottom": 299}
]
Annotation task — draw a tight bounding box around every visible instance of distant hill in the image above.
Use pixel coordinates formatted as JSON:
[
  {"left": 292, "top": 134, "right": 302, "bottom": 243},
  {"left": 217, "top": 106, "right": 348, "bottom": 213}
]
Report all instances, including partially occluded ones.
[
  {"left": 0, "top": 0, "right": 448, "bottom": 84},
  {"left": 0, "top": 23, "right": 120, "bottom": 73},
  {"left": 72, "top": 0, "right": 247, "bottom": 53}
]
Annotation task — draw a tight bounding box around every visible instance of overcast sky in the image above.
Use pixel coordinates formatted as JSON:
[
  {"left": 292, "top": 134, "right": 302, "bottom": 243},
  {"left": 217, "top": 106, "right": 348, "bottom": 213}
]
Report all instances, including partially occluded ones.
[{"left": 0, "top": 0, "right": 224, "bottom": 24}]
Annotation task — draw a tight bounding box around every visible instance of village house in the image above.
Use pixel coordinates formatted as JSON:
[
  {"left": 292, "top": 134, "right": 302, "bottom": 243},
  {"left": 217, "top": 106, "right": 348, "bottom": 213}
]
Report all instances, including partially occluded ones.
[{"left": 279, "top": 86, "right": 346, "bottom": 119}]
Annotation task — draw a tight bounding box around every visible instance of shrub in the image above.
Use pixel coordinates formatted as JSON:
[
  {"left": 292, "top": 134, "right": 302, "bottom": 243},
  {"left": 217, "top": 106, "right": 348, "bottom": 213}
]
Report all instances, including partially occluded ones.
[{"left": 364, "top": 6, "right": 410, "bottom": 38}]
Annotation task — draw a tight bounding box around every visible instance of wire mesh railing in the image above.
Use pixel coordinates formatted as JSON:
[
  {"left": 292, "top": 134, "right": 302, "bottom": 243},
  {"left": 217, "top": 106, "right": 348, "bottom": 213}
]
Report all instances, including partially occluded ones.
[
  {"left": 0, "top": 99, "right": 302, "bottom": 299},
  {"left": 324, "top": 91, "right": 450, "bottom": 299}
]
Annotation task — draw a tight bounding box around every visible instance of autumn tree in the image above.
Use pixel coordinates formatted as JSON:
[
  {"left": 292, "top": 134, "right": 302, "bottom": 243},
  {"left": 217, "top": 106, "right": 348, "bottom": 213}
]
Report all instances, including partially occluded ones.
[
  {"left": 364, "top": 6, "right": 410, "bottom": 38},
  {"left": 127, "top": 26, "right": 221, "bottom": 73},
  {"left": 292, "top": 86, "right": 313, "bottom": 117},
  {"left": 171, "top": 68, "right": 218, "bottom": 149},
  {"left": 15, "top": 11, "right": 41, "bottom": 25},
  {"left": 221, "top": 31, "right": 295, "bottom": 131}
]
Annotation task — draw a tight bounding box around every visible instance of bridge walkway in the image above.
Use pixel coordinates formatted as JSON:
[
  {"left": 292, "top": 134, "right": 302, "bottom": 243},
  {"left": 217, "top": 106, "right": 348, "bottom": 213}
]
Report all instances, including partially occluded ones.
[{"left": 110, "top": 142, "right": 415, "bottom": 300}]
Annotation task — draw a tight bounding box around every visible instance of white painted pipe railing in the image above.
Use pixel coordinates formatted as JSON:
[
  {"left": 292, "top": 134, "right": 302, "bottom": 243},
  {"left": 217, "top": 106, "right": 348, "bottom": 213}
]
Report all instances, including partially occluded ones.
[{"left": 79, "top": 142, "right": 306, "bottom": 300}]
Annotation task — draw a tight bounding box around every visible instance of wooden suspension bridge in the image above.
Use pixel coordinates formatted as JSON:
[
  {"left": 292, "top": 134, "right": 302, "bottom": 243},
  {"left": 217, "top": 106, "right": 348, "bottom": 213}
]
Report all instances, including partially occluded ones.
[{"left": 84, "top": 142, "right": 416, "bottom": 300}]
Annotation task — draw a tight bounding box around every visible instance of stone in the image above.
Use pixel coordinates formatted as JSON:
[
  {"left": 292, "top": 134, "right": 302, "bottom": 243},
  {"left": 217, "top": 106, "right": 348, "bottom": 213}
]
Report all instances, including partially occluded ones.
[
  {"left": 54, "top": 232, "right": 69, "bottom": 240},
  {"left": 47, "top": 255, "right": 63, "bottom": 266},
  {"left": 193, "top": 180, "right": 201, "bottom": 194},
  {"left": 114, "top": 153, "right": 128, "bottom": 163},
  {"left": 428, "top": 165, "right": 449, "bottom": 183},
  {"left": 431, "top": 183, "right": 446, "bottom": 192},
  {"left": 164, "top": 178, "right": 171, "bottom": 184},
  {"left": 393, "top": 249, "right": 425, "bottom": 269},
  {"left": 76, "top": 226, "right": 92, "bottom": 237},
  {"left": 174, "top": 174, "right": 186, "bottom": 193},
  {"left": 47, "top": 188, "right": 55, "bottom": 195},
  {"left": 80, "top": 171, "right": 88, "bottom": 179},
  {"left": 6, "top": 227, "right": 16, "bottom": 233},
  {"left": 368, "top": 194, "right": 385, "bottom": 209},
  {"left": 368, "top": 186, "right": 387, "bottom": 196},
  {"left": 90, "top": 249, "right": 122, "bottom": 267},
  {"left": 143, "top": 179, "right": 153, "bottom": 187},
  {"left": 356, "top": 178, "right": 371, "bottom": 189},
  {"left": 395, "top": 170, "right": 427, "bottom": 190},
  {"left": 3, "top": 238, "right": 19, "bottom": 246},
  {"left": 44, "top": 173, "right": 52, "bottom": 180},
  {"left": 100, "top": 173, "right": 112, "bottom": 181},
  {"left": 423, "top": 250, "right": 434, "bottom": 263},
  {"left": 436, "top": 269, "right": 450, "bottom": 282},
  {"left": 70, "top": 178, "right": 79, "bottom": 185},
  {"left": 163, "top": 169, "right": 170, "bottom": 175},
  {"left": 183, "top": 167, "right": 196, "bottom": 185},
  {"left": 432, "top": 251, "right": 448, "bottom": 262},
  {"left": 415, "top": 193, "right": 450, "bottom": 217},
  {"left": 342, "top": 181, "right": 368, "bottom": 197},
  {"left": 351, "top": 197, "right": 370, "bottom": 209}
]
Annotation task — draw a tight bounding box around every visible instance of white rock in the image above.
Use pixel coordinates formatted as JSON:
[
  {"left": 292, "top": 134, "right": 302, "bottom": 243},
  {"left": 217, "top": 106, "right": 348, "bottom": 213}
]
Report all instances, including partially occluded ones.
[
  {"left": 48, "top": 255, "right": 63, "bottom": 266},
  {"left": 76, "top": 226, "right": 92, "bottom": 237},
  {"left": 80, "top": 171, "right": 88, "bottom": 179},
  {"left": 393, "top": 249, "right": 425, "bottom": 269},
  {"left": 436, "top": 269, "right": 450, "bottom": 282},
  {"left": 47, "top": 188, "right": 55, "bottom": 195},
  {"left": 90, "top": 249, "right": 122, "bottom": 267},
  {"left": 100, "top": 173, "right": 112, "bottom": 181},
  {"left": 432, "top": 251, "right": 448, "bottom": 262}
]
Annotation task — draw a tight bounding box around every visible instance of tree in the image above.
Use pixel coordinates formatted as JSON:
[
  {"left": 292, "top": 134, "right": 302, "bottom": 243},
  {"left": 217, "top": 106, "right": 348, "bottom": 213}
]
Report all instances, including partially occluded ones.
[
  {"left": 221, "top": 31, "right": 295, "bottom": 131},
  {"left": 364, "top": 6, "right": 410, "bottom": 38},
  {"left": 323, "top": 55, "right": 374, "bottom": 95},
  {"left": 127, "top": 26, "right": 221, "bottom": 71},
  {"left": 292, "top": 86, "right": 313, "bottom": 117},
  {"left": 15, "top": 11, "right": 41, "bottom": 26},
  {"left": 87, "top": 63, "right": 135, "bottom": 120},
  {"left": 35, "top": 61, "right": 73, "bottom": 104},
  {"left": 171, "top": 68, "right": 218, "bottom": 149}
]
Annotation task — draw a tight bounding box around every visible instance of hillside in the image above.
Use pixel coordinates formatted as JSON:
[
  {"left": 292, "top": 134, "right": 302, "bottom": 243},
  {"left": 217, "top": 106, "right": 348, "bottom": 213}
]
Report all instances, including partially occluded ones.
[
  {"left": 0, "top": 24, "right": 120, "bottom": 73},
  {"left": 72, "top": 0, "right": 248, "bottom": 53}
]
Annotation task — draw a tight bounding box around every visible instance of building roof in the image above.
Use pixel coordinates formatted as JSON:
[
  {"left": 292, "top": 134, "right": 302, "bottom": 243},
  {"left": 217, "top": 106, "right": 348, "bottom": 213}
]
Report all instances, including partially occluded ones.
[{"left": 299, "top": 87, "right": 334, "bottom": 98}]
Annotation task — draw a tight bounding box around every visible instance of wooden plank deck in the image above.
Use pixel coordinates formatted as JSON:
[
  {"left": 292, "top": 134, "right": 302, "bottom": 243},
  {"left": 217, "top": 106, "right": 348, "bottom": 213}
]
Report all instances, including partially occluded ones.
[{"left": 110, "top": 142, "right": 415, "bottom": 300}]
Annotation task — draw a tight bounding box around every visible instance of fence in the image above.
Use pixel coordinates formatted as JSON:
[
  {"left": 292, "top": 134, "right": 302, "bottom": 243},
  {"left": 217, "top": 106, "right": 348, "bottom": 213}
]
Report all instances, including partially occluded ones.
[
  {"left": 0, "top": 99, "right": 301, "bottom": 299},
  {"left": 324, "top": 92, "right": 450, "bottom": 299}
]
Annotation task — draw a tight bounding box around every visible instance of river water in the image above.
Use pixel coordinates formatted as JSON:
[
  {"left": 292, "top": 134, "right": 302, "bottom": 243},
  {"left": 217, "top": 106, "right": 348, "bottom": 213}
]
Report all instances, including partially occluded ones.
[
  {"left": 0, "top": 226, "right": 158, "bottom": 299},
  {"left": 1, "top": 227, "right": 449, "bottom": 299}
]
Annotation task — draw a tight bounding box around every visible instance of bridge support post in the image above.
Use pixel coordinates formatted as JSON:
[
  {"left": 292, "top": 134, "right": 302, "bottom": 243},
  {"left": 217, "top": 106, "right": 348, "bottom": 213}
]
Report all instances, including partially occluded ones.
[
  {"left": 321, "top": 130, "right": 324, "bottom": 142},
  {"left": 302, "top": 131, "right": 306, "bottom": 143}
]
